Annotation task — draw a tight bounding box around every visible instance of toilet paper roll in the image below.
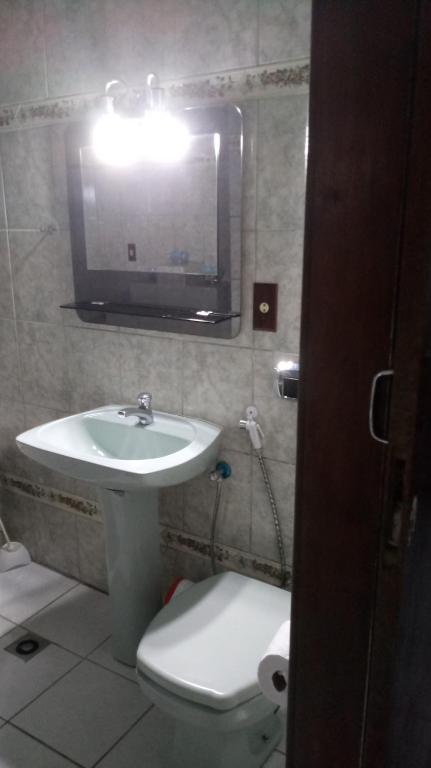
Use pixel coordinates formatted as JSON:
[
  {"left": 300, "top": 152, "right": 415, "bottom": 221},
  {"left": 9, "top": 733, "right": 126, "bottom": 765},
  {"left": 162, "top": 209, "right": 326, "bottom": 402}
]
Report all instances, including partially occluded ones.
[{"left": 257, "top": 620, "right": 290, "bottom": 709}]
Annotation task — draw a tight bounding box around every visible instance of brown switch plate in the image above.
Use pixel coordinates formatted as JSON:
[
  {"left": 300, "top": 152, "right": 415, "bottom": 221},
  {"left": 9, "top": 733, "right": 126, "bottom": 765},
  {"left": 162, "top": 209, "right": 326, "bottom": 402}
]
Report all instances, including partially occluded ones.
[{"left": 253, "top": 283, "right": 278, "bottom": 332}]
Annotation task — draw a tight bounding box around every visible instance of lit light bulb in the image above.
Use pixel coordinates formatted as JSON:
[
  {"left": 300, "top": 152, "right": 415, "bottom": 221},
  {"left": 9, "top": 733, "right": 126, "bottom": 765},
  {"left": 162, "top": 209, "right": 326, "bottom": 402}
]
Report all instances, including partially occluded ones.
[
  {"left": 140, "top": 111, "right": 190, "bottom": 163},
  {"left": 92, "top": 103, "right": 190, "bottom": 166},
  {"left": 276, "top": 360, "right": 296, "bottom": 372},
  {"left": 92, "top": 114, "right": 142, "bottom": 167}
]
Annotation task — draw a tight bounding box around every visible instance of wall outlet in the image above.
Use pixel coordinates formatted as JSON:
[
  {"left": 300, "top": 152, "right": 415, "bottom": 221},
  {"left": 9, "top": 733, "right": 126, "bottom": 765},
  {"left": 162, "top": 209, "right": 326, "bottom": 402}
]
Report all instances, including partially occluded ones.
[{"left": 253, "top": 283, "right": 278, "bottom": 331}]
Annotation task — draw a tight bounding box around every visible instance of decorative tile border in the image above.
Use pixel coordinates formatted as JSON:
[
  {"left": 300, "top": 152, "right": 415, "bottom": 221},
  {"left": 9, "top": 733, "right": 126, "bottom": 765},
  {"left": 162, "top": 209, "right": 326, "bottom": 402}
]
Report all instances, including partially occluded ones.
[
  {"left": 163, "top": 60, "right": 309, "bottom": 104},
  {"left": 0, "top": 471, "right": 290, "bottom": 587},
  {"left": 160, "top": 526, "right": 292, "bottom": 588},
  {"left": 0, "top": 59, "right": 309, "bottom": 133},
  {"left": 0, "top": 473, "right": 101, "bottom": 520},
  {"left": 0, "top": 94, "right": 100, "bottom": 131}
]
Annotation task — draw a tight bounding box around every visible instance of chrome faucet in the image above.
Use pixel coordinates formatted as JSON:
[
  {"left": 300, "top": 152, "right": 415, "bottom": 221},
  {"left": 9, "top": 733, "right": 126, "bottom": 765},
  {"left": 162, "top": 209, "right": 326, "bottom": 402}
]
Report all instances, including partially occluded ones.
[{"left": 118, "top": 392, "right": 154, "bottom": 426}]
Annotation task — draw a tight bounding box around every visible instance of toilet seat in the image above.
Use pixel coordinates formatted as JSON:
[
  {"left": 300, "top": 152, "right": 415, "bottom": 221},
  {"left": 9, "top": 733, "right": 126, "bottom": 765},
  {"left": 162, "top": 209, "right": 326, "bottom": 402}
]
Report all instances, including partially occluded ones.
[
  {"left": 137, "top": 665, "right": 276, "bottom": 732},
  {"left": 136, "top": 571, "right": 290, "bottom": 712}
]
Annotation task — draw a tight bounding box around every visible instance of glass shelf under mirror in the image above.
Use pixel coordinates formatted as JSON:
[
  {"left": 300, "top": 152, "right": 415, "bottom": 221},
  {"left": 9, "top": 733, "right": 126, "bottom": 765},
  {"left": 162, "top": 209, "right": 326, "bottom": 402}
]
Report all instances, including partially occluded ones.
[{"left": 61, "top": 301, "right": 240, "bottom": 325}]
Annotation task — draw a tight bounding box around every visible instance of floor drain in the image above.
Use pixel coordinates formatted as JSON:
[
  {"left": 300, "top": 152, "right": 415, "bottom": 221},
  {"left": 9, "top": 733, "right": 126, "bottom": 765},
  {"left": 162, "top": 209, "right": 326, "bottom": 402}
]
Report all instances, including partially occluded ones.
[
  {"left": 17, "top": 638, "right": 39, "bottom": 655},
  {"left": 5, "top": 632, "right": 50, "bottom": 662}
]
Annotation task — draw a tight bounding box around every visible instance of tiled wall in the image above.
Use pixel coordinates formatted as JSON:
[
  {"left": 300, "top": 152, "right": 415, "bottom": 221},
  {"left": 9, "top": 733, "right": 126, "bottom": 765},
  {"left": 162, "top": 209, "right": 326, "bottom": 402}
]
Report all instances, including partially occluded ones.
[{"left": 0, "top": 0, "right": 310, "bottom": 591}]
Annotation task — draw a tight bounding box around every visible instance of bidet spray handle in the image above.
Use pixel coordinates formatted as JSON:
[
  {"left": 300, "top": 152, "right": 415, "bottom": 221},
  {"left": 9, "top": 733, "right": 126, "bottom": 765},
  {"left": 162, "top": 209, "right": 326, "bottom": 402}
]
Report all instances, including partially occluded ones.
[{"left": 240, "top": 406, "right": 264, "bottom": 451}]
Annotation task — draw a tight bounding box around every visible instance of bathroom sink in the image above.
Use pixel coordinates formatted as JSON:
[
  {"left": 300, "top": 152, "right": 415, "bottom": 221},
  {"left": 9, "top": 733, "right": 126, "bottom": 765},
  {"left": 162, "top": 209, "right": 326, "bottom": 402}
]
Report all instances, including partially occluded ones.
[
  {"left": 16, "top": 406, "right": 221, "bottom": 490},
  {"left": 16, "top": 404, "right": 222, "bottom": 666}
]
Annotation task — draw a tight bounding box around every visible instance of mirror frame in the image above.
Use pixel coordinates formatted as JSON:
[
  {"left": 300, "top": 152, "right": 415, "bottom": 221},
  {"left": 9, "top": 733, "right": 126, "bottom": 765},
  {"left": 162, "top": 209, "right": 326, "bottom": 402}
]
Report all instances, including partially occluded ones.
[{"left": 63, "top": 103, "right": 243, "bottom": 339}]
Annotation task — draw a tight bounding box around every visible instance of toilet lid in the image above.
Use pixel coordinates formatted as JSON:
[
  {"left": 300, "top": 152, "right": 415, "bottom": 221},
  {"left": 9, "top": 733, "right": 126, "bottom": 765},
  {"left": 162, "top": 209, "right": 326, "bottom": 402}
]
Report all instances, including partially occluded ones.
[{"left": 137, "top": 571, "right": 290, "bottom": 711}]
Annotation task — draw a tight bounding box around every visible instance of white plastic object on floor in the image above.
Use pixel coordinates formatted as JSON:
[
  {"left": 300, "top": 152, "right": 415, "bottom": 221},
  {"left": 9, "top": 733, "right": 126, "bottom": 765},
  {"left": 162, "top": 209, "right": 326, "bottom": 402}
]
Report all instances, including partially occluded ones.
[{"left": 0, "top": 517, "right": 31, "bottom": 572}]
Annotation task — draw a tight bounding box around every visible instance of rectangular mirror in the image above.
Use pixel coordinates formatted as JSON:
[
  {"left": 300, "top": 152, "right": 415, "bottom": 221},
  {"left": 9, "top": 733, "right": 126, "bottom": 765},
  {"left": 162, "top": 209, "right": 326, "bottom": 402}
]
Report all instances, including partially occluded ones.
[
  {"left": 63, "top": 104, "right": 242, "bottom": 338},
  {"left": 82, "top": 134, "right": 218, "bottom": 277}
]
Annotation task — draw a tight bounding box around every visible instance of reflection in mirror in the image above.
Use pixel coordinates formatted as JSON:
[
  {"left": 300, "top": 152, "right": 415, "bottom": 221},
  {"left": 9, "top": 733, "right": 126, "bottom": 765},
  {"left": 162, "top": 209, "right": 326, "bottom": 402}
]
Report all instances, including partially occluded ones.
[{"left": 81, "top": 134, "right": 219, "bottom": 277}]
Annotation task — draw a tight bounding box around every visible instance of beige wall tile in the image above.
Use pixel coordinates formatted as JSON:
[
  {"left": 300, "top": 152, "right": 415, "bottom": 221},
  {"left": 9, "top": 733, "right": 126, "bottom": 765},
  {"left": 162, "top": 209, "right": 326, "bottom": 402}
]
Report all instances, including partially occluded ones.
[
  {"left": 0, "top": 0, "right": 46, "bottom": 104},
  {"left": 259, "top": 0, "right": 311, "bottom": 64}
]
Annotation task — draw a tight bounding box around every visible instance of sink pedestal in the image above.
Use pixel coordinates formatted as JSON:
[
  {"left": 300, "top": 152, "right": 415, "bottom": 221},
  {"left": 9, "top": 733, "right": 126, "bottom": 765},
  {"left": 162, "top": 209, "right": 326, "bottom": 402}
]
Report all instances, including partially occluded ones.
[{"left": 100, "top": 488, "right": 162, "bottom": 666}]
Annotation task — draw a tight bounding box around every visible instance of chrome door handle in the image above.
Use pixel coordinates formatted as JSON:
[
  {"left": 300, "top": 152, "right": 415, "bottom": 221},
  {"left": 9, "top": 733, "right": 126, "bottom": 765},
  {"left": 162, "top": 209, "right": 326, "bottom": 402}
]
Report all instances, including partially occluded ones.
[{"left": 369, "top": 370, "right": 394, "bottom": 444}]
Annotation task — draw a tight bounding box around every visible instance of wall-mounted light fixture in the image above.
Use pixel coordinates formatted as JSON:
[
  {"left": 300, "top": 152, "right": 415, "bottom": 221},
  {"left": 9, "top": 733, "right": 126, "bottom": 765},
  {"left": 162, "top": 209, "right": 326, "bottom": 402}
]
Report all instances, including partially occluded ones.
[
  {"left": 92, "top": 80, "right": 142, "bottom": 166},
  {"left": 92, "top": 74, "right": 190, "bottom": 167}
]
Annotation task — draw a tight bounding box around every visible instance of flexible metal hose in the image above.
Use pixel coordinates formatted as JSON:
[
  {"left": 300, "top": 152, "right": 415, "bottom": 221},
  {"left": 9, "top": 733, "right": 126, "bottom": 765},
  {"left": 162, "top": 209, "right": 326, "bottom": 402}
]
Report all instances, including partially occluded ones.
[
  {"left": 210, "top": 479, "right": 224, "bottom": 575},
  {"left": 209, "top": 454, "right": 288, "bottom": 589},
  {"left": 256, "top": 450, "right": 288, "bottom": 589},
  {"left": 0, "top": 517, "right": 11, "bottom": 547}
]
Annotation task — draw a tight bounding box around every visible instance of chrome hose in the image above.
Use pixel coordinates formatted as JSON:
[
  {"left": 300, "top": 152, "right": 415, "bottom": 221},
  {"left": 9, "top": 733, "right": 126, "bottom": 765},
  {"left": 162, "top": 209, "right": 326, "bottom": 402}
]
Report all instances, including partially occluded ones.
[
  {"left": 210, "top": 478, "right": 224, "bottom": 575},
  {"left": 208, "top": 453, "right": 287, "bottom": 589},
  {"left": 209, "top": 461, "right": 231, "bottom": 575},
  {"left": 256, "top": 450, "right": 288, "bottom": 589}
]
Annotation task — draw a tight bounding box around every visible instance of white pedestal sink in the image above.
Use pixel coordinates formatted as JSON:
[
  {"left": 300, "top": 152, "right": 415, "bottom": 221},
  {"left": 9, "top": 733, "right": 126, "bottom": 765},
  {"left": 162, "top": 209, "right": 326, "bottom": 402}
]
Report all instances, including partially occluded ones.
[{"left": 16, "top": 406, "right": 222, "bottom": 665}]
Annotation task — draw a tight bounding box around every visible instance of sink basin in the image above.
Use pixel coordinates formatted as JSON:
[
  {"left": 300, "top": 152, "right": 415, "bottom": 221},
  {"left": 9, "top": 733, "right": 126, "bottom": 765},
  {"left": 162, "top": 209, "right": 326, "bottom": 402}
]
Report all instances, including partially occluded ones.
[
  {"left": 16, "top": 404, "right": 222, "bottom": 665},
  {"left": 16, "top": 406, "right": 221, "bottom": 490}
]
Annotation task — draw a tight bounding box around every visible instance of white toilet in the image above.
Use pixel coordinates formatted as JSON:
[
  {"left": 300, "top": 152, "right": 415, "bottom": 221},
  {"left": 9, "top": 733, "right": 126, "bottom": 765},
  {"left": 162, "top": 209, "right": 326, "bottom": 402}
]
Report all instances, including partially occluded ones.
[{"left": 136, "top": 571, "right": 290, "bottom": 768}]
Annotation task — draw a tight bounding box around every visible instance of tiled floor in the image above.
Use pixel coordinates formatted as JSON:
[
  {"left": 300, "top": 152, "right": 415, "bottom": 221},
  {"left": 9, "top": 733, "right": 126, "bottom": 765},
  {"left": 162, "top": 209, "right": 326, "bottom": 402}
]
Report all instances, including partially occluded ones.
[{"left": 0, "top": 562, "right": 286, "bottom": 767}]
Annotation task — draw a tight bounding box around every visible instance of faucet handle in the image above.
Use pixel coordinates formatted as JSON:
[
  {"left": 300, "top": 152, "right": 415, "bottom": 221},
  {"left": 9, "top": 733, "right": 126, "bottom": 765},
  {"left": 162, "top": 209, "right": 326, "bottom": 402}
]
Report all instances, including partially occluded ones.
[{"left": 137, "top": 392, "right": 152, "bottom": 410}]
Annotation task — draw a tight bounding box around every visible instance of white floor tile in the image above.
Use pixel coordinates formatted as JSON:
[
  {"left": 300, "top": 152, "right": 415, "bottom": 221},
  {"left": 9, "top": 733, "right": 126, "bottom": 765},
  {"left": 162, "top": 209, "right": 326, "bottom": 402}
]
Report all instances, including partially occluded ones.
[
  {"left": 264, "top": 749, "right": 286, "bottom": 767},
  {"left": 97, "top": 708, "right": 174, "bottom": 768},
  {"left": 0, "top": 563, "right": 76, "bottom": 624},
  {"left": 0, "top": 724, "right": 77, "bottom": 767},
  {"left": 25, "top": 583, "right": 111, "bottom": 657},
  {"left": 13, "top": 660, "right": 151, "bottom": 768},
  {"left": 88, "top": 637, "right": 138, "bottom": 682},
  {"left": 0, "top": 616, "right": 15, "bottom": 637},
  {"left": 0, "top": 626, "right": 79, "bottom": 720}
]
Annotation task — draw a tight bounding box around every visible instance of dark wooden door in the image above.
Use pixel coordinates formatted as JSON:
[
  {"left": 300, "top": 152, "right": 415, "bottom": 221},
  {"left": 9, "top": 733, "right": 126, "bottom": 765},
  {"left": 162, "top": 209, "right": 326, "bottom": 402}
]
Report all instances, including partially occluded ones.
[
  {"left": 362, "top": 1, "right": 431, "bottom": 765},
  {"left": 286, "top": 1, "right": 431, "bottom": 766}
]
